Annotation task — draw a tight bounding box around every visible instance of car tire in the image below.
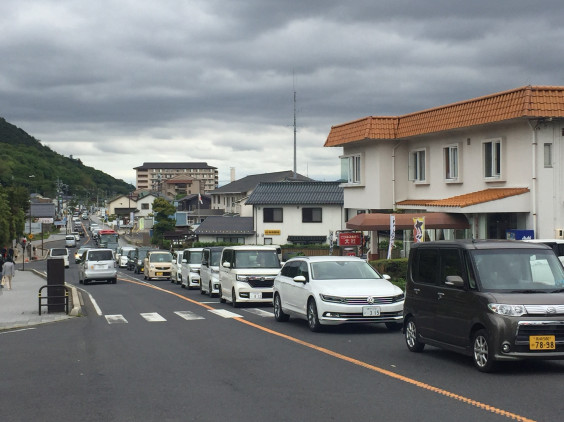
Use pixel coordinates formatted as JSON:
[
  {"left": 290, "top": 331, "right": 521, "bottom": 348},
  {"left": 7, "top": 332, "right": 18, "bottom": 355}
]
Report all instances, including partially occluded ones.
[
  {"left": 274, "top": 294, "right": 290, "bottom": 322},
  {"left": 405, "top": 318, "right": 425, "bottom": 352},
  {"left": 112, "top": 278, "right": 117, "bottom": 284},
  {"left": 200, "top": 283, "right": 205, "bottom": 295},
  {"left": 144, "top": 274, "right": 147, "bottom": 280},
  {"left": 180, "top": 283, "right": 185, "bottom": 289},
  {"left": 208, "top": 282, "right": 213, "bottom": 297},
  {"left": 307, "top": 299, "right": 321, "bottom": 332},
  {"left": 219, "top": 285, "right": 226, "bottom": 303},
  {"left": 176, "top": 275, "right": 182, "bottom": 285},
  {"left": 385, "top": 322, "right": 403, "bottom": 331},
  {"left": 473, "top": 329, "right": 496, "bottom": 373},
  {"left": 232, "top": 289, "right": 240, "bottom": 308},
  {"left": 84, "top": 279, "right": 89, "bottom": 286}
]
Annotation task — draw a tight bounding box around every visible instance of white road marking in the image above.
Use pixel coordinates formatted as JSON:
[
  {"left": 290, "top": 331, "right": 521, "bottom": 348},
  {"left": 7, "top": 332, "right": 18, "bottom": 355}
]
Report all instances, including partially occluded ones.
[
  {"left": 78, "top": 288, "right": 103, "bottom": 316},
  {"left": 0, "top": 328, "right": 37, "bottom": 335},
  {"left": 105, "top": 314, "right": 128, "bottom": 324},
  {"left": 140, "top": 312, "right": 167, "bottom": 322},
  {"left": 208, "top": 309, "right": 244, "bottom": 318},
  {"left": 243, "top": 308, "right": 274, "bottom": 317},
  {"left": 174, "top": 311, "right": 205, "bottom": 321}
]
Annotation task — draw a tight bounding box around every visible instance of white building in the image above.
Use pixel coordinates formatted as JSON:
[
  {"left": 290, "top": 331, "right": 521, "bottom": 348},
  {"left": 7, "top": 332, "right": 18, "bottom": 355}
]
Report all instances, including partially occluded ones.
[{"left": 325, "top": 85, "right": 564, "bottom": 258}]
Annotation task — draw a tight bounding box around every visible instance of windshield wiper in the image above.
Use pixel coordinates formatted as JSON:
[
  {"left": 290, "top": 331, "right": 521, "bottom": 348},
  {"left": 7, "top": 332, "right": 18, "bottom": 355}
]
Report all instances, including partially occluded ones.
[
  {"left": 551, "top": 288, "right": 564, "bottom": 293},
  {"left": 510, "top": 289, "right": 547, "bottom": 293}
]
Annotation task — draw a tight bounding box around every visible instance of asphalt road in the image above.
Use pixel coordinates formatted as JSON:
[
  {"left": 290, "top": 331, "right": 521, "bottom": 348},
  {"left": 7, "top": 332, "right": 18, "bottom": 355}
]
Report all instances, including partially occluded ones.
[{"left": 1, "top": 235, "right": 563, "bottom": 422}]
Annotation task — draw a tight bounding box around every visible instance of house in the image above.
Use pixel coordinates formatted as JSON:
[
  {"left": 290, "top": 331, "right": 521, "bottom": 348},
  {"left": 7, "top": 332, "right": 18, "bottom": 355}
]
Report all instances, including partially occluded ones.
[
  {"left": 176, "top": 194, "right": 211, "bottom": 211},
  {"left": 325, "top": 85, "right": 564, "bottom": 258},
  {"left": 135, "top": 193, "right": 158, "bottom": 219},
  {"left": 245, "top": 181, "right": 345, "bottom": 245},
  {"left": 210, "top": 170, "right": 312, "bottom": 216},
  {"left": 162, "top": 176, "right": 201, "bottom": 199},
  {"left": 194, "top": 216, "right": 255, "bottom": 244},
  {"left": 106, "top": 194, "right": 137, "bottom": 219}
]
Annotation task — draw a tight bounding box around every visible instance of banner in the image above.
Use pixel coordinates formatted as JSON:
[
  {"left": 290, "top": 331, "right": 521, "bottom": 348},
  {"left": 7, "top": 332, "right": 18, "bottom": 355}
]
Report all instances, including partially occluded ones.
[
  {"left": 413, "top": 217, "right": 425, "bottom": 243},
  {"left": 387, "top": 215, "right": 396, "bottom": 259}
]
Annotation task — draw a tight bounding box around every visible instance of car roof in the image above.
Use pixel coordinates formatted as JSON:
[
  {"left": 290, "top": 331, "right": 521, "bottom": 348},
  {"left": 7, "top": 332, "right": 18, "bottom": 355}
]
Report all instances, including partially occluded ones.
[
  {"left": 285, "top": 255, "right": 365, "bottom": 263},
  {"left": 226, "top": 246, "right": 279, "bottom": 251},
  {"left": 411, "top": 239, "right": 552, "bottom": 250}
]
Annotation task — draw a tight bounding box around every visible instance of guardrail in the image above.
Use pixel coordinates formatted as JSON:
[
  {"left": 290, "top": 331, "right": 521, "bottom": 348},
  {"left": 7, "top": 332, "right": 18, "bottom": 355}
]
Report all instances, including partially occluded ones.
[{"left": 38, "top": 284, "right": 70, "bottom": 315}]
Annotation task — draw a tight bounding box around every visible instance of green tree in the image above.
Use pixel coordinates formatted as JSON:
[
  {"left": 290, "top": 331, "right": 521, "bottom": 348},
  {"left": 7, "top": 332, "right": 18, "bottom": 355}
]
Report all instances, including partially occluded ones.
[{"left": 151, "top": 197, "right": 176, "bottom": 247}]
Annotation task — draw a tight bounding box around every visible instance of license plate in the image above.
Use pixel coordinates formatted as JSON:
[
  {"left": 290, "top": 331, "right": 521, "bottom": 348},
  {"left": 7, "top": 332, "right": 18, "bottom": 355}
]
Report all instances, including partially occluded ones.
[
  {"left": 530, "top": 335, "right": 556, "bottom": 350},
  {"left": 250, "top": 292, "right": 262, "bottom": 299},
  {"left": 156, "top": 272, "right": 163, "bottom": 276},
  {"left": 363, "top": 306, "right": 381, "bottom": 316}
]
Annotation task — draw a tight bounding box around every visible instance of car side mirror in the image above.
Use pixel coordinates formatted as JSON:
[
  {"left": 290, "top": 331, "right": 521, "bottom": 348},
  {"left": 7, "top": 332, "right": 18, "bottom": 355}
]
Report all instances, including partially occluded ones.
[
  {"left": 182, "top": 259, "right": 187, "bottom": 264},
  {"left": 382, "top": 274, "right": 391, "bottom": 280},
  {"left": 445, "top": 275, "right": 464, "bottom": 288},
  {"left": 293, "top": 275, "right": 306, "bottom": 283},
  {"left": 223, "top": 261, "right": 231, "bottom": 268},
  {"left": 76, "top": 258, "right": 82, "bottom": 263}
]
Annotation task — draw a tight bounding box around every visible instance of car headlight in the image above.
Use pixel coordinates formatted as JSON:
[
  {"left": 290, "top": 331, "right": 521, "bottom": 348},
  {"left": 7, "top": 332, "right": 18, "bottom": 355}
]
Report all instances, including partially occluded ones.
[
  {"left": 488, "top": 303, "right": 527, "bottom": 316},
  {"left": 320, "top": 294, "right": 346, "bottom": 304},
  {"left": 236, "top": 274, "right": 250, "bottom": 281}
]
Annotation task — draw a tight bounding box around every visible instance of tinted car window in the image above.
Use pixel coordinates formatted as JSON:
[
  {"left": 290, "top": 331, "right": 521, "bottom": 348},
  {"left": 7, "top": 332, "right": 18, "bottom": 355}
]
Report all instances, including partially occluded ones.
[
  {"left": 89, "top": 250, "right": 113, "bottom": 261},
  {"left": 281, "top": 261, "right": 299, "bottom": 278},
  {"left": 440, "top": 248, "right": 464, "bottom": 286},
  {"left": 414, "top": 248, "right": 439, "bottom": 285}
]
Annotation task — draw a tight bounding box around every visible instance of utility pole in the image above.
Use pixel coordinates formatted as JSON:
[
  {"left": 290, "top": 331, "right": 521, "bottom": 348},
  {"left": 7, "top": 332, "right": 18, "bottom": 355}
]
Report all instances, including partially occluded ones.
[{"left": 293, "top": 86, "right": 297, "bottom": 179}]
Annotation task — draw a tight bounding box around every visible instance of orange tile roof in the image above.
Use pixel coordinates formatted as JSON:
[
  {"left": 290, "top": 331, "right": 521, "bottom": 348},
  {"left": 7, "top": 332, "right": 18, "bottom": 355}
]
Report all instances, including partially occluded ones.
[
  {"left": 325, "top": 86, "right": 564, "bottom": 147},
  {"left": 396, "top": 188, "right": 530, "bottom": 208}
]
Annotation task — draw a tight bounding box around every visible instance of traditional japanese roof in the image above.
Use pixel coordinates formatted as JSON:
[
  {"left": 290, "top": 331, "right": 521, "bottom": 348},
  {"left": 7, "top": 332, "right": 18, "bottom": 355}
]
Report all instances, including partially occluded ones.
[
  {"left": 194, "top": 216, "right": 254, "bottom": 235},
  {"left": 211, "top": 170, "right": 313, "bottom": 195},
  {"left": 325, "top": 86, "right": 564, "bottom": 147},
  {"left": 246, "top": 181, "right": 343, "bottom": 205},
  {"left": 397, "top": 188, "right": 530, "bottom": 208}
]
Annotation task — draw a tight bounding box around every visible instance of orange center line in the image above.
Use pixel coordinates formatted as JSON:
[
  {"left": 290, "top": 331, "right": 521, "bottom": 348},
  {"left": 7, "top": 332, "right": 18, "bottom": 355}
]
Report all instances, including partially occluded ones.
[{"left": 118, "top": 276, "right": 537, "bottom": 422}]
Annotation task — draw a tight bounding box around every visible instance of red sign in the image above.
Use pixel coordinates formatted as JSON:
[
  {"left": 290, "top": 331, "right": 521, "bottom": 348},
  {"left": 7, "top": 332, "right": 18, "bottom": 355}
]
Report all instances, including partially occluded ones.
[{"left": 338, "top": 232, "right": 362, "bottom": 246}]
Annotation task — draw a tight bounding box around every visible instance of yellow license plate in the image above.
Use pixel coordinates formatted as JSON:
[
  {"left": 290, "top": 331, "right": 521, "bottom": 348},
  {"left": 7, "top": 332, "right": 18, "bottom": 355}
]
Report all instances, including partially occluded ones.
[
  {"left": 156, "top": 272, "right": 163, "bottom": 276},
  {"left": 529, "top": 335, "right": 556, "bottom": 350}
]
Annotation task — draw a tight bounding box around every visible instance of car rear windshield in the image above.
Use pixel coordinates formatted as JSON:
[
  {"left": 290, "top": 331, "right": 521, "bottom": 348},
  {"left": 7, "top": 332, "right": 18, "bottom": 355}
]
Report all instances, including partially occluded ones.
[
  {"left": 311, "top": 260, "right": 382, "bottom": 280},
  {"left": 472, "top": 249, "right": 564, "bottom": 291},
  {"left": 149, "top": 253, "right": 172, "bottom": 263},
  {"left": 88, "top": 250, "right": 113, "bottom": 261},
  {"left": 234, "top": 250, "right": 280, "bottom": 269},
  {"left": 51, "top": 249, "right": 67, "bottom": 256}
]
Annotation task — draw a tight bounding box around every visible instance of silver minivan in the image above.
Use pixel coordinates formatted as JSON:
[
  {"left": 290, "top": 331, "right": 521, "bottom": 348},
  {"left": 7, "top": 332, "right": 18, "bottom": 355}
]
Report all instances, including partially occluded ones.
[{"left": 77, "top": 248, "right": 117, "bottom": 285}]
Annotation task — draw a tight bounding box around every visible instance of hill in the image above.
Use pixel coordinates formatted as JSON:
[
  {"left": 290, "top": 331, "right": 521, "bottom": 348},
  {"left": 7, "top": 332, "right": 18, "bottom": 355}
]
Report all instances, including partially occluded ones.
[{"left": 0, "top": 117, "right": 134, "bottom": 200}]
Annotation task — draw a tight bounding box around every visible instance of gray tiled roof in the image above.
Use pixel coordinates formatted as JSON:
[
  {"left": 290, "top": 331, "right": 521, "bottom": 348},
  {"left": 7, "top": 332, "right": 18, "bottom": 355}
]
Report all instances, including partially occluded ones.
[
  {"left": 194, "top": 216, "right": 255, "bottom": 235},
  {"left": 211, "top": 170, "right": 313, "bottom": 194},
  {"left": 134, "top": 162, "right": 216, "bottom": 170},
  {"left": 246, "top": 181, "right": 343, "bottom": 205}
]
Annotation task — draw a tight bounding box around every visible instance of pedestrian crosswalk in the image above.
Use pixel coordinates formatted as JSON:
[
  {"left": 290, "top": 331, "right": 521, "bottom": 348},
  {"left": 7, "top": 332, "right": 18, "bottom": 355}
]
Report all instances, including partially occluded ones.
[{"left": 103, "top": 308, "right": 274, "bottom": 324}]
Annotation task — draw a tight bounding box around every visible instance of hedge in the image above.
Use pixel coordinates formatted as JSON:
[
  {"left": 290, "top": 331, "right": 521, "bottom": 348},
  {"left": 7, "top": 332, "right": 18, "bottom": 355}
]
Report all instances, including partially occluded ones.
[{"left": 369, "top": 258, "right": 408, "bottom": 291}]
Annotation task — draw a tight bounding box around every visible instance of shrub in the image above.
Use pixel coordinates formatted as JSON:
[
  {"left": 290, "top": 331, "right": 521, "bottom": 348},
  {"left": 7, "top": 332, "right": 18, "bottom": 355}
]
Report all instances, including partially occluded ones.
[{"left": 369, "top": 258, "right": 408, "bottom": 290}]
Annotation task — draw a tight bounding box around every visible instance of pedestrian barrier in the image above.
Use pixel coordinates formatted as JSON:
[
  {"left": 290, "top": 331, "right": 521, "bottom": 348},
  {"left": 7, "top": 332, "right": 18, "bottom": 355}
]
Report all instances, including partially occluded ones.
[{"left": 38, "top": 284, "right": 70, "bottom": 315}]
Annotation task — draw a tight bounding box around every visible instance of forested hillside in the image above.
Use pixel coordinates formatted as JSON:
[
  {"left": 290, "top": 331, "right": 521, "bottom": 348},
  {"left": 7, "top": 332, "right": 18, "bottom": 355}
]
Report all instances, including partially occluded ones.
[{"left": 0, "top": 117, "right": 134, "bottom": 199}]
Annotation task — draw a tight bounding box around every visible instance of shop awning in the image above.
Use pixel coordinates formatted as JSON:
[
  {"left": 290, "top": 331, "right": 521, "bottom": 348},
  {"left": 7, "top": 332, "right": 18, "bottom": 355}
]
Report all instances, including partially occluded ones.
[{"left": 346, "top": 213, "right": 470, "bottom": 231}]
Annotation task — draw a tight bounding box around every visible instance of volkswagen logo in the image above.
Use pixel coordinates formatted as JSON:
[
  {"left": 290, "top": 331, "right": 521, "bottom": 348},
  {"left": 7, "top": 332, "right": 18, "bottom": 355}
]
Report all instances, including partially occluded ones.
[
  {"left": 367, "top": 296, "right": 375, "bottom": 304},
  {"left": 547, "top": 306, "right": 557, "bottom": 314}
]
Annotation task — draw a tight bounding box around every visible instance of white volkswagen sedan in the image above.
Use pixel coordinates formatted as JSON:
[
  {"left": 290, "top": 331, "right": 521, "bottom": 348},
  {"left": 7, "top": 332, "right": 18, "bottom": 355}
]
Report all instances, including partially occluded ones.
[{"left": 273, "top": 256, "right": 404, "bottom": 332}]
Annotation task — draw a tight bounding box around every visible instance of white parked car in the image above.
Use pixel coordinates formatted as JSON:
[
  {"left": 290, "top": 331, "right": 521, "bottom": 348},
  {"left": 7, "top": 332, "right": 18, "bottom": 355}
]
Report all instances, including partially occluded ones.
[
  {"left": 48, "top": 248, "right": 70, "bottom": 268},
  {"left": 116, "top": 246, "right": 135, "bottom": 268},
  {"left": 199, "top": 246, "right": 225, "bottom": 297},
  {"left": 180, "top": 248, "right": 203, "bottom": 289},
  {"left": 171, "top": 250, "right": 186, "bottom": 284},
  {"left": 218, "top": 245, "right": 281, "bottom": 307},
  {"left": 65, "top": 235, "right": 77, "bottom": 248},
  {"left": 273, "top": 256, "right": 404, "bottom": 332}
]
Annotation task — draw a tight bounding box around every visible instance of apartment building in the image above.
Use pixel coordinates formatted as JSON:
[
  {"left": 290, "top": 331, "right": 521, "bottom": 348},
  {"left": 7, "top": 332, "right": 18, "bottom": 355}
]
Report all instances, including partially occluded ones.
[{"left": 134, "top": 162, "right": 218, "bottom": 193}]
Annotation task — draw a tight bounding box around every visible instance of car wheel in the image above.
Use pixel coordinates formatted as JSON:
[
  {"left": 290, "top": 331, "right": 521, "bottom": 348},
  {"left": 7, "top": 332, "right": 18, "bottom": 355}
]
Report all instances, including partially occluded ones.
[
  {"left": 307, "top": 299, "right": 321, "bottom": 332},
  {"left": 219, "top": 285, "right": 226, "bottom": 303},
  {"left": 385, "top": 322, "right": 402, "bottom": 331},
  {"left": 144, "top": 274, "right": 147, "bottom": 280},
  {"left": 170, "top": 276, "right": 175, "bottom": 284},
  {"left": 199, "top": 283, "right": 205, "bottom": 295},
  {"left": 208, "top": 282, "right": 213, "bottom": 297},
  {"left": 405, "top": 318, "right": 425, "bottom": 352},
  {"left": 176, "top": 274, "right": 182, "bottom": 285},
  {"left": 473, "top": 329, "right": 496, "bottom": 373},
  {"left": 84, "top": 279, "right": 89, "bottom": 286},
  {"left": 112, "top": 278, "right": 117, "bottom": 284},
  {"left": 180, "top": 283, "right": 185, "bottom": 289},
  {"left": 273, "top": 294, "right": 290, "bottom": 322},
  {"left": 232, "top": 288, "right": 240, "bottom": 308}
]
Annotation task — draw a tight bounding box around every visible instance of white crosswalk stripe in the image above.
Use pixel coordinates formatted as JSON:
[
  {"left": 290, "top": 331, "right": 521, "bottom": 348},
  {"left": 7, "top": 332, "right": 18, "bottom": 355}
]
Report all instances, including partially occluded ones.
[
  {"left": 174, "top": 311, "right": 205, "bottom": 321},
  {"left": 140, "top": 312, "right": 167, "bottom": 322},
  {"left": 105, "top": 314, "right": 128, "bottom": 324},
  {"left": 208, "top": 309, "right": 244, "bottom": 318},
  {"left": 243, "top": 308, "right": 274, "bottom": 317}
]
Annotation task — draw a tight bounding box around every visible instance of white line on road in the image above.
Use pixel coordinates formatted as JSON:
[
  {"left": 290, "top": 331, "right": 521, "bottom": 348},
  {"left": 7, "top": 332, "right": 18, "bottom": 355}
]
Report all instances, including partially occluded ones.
[
  {"left": 243, "top": 308, "right": 274, "bottom": 317},
  {"left": 174, "top": 311, "right": 205, "bottom": 320},
  {"left": 78, "top": 287, "right": 103, "bottom": 316},
  {"left": 105, "top": 314, "right": 128, "bottom": 324},
  {"left": 140, "top": 312, "right": 167, "bottom": 322},
  {"left": 208, "top": 309, "right": 244, "bottom": 318},
  {"left": 0, "top": 328, "right": 37, "bottom": 335}
]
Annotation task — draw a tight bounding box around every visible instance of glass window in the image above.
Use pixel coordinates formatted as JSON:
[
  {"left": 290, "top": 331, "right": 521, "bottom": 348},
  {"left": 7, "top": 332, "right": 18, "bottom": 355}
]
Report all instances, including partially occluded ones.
[
  {"left": 484, "top": 139, "right": 502, "bottom": 178},
  {"left": 544, "top": 143, "right": 553, "bottom": 168},
  {"left": 414, "top": 248, "right": 439, "bottom": 285},
  {"left": 440, "top": 248, "right": 464, "bottom": 285},
  {"left": 264, "top": 208, "right": 283, "bottom": 222},
  {"left": 444, "top": 145, "right": 459, "bottom": 180},
  {"left": 340, "top": 155, "right": 361, "bottom": 184},
  {"left": 409, "top": 149, "right": 426, "bottom": 182},
  {"left": 302, "top": 208, "right": 322, "bottom": 223}
]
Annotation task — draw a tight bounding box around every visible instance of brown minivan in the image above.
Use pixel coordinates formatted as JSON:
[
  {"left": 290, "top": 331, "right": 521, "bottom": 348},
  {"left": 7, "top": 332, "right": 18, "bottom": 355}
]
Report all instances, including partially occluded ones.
[{"left": 403, "top": 240, "right": 564, "bottom": 372}]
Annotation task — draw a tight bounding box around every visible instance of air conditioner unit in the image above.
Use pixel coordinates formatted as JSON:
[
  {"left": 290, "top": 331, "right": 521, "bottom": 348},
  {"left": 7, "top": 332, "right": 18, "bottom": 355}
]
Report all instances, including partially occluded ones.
[{"left": 556, "top": 229, "right": 564, "bottom": 239}]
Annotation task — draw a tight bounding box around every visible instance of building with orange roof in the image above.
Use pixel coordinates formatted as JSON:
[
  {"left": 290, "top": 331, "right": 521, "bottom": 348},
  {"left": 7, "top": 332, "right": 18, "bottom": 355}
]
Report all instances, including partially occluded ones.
[{"left": 325, "top": 85, "right": 564, "bottom": 258}]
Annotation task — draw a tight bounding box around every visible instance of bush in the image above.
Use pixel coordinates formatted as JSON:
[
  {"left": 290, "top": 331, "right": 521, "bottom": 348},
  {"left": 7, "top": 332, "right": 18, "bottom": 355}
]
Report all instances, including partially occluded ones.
[{"left": 369, "top": 258, "right": 408, "bottom": 290}]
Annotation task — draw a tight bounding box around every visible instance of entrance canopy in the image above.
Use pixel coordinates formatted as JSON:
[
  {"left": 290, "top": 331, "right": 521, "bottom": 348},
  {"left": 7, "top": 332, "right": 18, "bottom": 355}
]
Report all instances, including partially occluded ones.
[{"left": 346, "top": 212, "right": 470, "bottom": 231}]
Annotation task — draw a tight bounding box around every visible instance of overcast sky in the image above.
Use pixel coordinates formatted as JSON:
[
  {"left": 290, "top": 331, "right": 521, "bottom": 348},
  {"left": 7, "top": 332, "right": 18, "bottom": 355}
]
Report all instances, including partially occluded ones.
[{"left": 2, "top": 0, "right": 564, "bottom": 186}]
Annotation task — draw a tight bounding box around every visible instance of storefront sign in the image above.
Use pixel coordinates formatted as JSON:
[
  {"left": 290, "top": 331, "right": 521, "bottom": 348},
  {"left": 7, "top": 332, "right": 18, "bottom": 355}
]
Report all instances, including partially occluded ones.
[
  {"left": 338, "top": 232, "right": 362, "bottom": 246},
  {"left": 264, "top": 230, "right": 281, "bottom": 235}
]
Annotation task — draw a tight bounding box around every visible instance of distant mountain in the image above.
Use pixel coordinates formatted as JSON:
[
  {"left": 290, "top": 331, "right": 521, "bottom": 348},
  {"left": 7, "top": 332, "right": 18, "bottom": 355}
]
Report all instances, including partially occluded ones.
[{"left": 0, "top": 117, "right": 134, "bottom": 200}]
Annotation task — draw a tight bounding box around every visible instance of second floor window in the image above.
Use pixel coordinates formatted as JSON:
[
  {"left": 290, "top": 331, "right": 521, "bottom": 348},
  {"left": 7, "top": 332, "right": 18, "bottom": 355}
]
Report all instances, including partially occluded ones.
[
  {"left": 264, "top": 208, "right": 283, "bottom": 222},
  {"left": 141, "top": 203, "right": 150, "bottom": 210},
  {"left": 444, "top": 145, "right": 459, "bottom": 180},
  {"left": 483, "top": 139, "right": 502, "bottom": 178},
  {"left": 302, "top": 207, "right": 322, "bottom": 223},
  {"left": 409, "top": 149, "right": 427, "bottom": 182},
  {"left": 340, "top": 154, "right": 362, "bottom": 184}
]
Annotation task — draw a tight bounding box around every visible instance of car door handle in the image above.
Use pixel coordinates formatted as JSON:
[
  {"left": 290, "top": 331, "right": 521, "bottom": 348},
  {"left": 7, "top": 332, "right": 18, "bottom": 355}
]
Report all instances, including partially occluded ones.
[
  {"left": 413, "top": 288, "right": 420, "bottom": 294},
  {"left": 437, "top": 292, "right": 445, "bottom": 299}
]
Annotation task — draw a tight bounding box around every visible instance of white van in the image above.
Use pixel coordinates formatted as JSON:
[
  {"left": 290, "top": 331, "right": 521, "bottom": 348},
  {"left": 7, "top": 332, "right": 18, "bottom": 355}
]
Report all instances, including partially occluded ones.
[
  {"left": 199, "top": 246, "right": 225, "bottom": 297},
  {"left": 65, "top": 235, "right": 77, "bottom": 248},
  {"left": 522, "top": 239, "right": 564, "bottom": 264},
  {"left": 218, "top": 245, "right": 281, "bottom": 307},
  {"left": 180, "top": 248, "right": 203, "bottom": 289}
]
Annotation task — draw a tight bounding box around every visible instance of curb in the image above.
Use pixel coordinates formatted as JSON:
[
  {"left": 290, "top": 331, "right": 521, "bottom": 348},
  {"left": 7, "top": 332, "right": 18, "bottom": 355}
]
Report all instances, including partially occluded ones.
[{"left": 30, "top": 269, "right": 82, "bottom": 317}]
